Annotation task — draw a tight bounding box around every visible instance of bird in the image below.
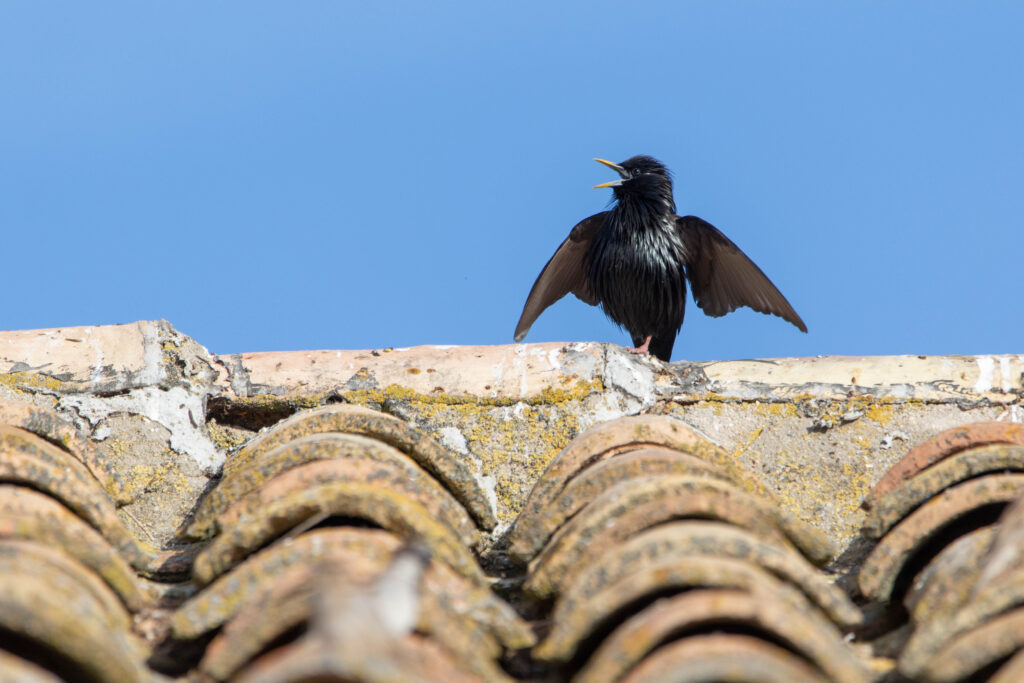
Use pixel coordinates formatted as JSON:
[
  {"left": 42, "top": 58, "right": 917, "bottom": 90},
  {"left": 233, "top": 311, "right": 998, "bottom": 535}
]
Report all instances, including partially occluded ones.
[{"left": 513, "top": 155, "right": 806, "bottom": 361}]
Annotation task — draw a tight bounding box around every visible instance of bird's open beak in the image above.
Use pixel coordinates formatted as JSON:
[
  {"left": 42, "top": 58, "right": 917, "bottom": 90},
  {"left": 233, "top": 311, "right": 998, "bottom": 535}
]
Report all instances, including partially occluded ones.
[{"left": 593, "top": 158, "right": 627, "bottom": 188}]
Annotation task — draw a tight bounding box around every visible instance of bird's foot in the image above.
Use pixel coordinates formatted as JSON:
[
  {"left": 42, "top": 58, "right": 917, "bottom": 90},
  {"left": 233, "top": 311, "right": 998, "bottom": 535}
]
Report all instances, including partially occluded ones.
[{"left": 626, "top": 336, "right": 653, "bottom": 355}]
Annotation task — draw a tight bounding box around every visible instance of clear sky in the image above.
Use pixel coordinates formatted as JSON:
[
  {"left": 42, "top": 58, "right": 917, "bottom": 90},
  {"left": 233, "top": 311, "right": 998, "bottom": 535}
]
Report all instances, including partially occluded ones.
[{"left": 2, "top": 3, "right": 1021, "bottom": 361}]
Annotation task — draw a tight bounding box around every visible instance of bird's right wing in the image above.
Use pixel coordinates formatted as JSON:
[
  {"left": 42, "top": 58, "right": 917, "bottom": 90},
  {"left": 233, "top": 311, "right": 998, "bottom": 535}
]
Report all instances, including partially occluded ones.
[
  {"left": 513, "top": 212, "right": 606, "bottom": 342},
  {"left": 676, "top": 215, "right": 807, "bottom": 332}
]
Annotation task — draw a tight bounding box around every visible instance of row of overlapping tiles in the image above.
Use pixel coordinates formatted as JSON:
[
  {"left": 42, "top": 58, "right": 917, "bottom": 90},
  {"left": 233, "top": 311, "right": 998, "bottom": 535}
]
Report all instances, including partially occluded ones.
[{"left": 1, "top": 398, "right": 1024, "bottom": 681}]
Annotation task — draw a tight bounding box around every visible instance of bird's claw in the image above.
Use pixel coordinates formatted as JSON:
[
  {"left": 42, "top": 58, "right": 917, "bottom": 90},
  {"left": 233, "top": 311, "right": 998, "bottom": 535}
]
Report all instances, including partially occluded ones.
[{"left": 626, "top": 336, "right": 653, "bottom": 356}]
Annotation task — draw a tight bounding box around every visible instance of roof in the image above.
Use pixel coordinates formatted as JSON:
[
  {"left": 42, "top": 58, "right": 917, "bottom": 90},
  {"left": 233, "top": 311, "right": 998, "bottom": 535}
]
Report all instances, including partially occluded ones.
[{"left": 1, "top": 320, "right": 1023, "bottom": 681}]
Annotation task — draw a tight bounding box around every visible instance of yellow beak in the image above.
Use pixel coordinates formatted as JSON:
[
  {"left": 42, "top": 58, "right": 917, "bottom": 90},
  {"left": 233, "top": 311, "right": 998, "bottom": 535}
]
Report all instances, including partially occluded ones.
[{"left": 593, "top": 158, "right": 627, "bottom": 188}]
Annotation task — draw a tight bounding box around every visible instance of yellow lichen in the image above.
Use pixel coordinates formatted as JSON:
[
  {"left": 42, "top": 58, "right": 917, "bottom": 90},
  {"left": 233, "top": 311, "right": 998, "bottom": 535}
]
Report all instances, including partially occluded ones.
[
  {"left": 0, "top": 372, "right": 66, "bottom": 393},
  {"left": 207, "top": 419, "right": 250, "bottom": 451},
  {"left": 753, "top": 401, "right": 799, "bottom": 419}
]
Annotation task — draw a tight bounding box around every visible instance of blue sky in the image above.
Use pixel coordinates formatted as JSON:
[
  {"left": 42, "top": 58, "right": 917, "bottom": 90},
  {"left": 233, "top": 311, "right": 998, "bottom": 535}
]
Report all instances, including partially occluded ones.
[{"left": 2, "top": 3, "right": 1021, "bottom": 361}]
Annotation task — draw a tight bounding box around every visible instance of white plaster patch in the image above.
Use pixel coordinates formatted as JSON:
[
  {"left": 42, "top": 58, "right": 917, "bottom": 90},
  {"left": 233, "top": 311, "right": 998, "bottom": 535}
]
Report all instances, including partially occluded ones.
[
  {"left": 139, "top": 321, "right": 165, "bottom": 386},
  {"left": 880, "top": 431, "right": 909, "bottom": 450},
  {"left": 581, "top": 392, "right": 630, "bottom": 428},
  {"left": 84, "top": 328, "right": 105, "bottom": 387},
  {"left": 476, "top": 473, "right": 499, "bottom": 521},
  {"left": 513, "top": 344, "right": 530, "bottom": 397},
  {"left": 974, "top": 356, "right": 995, "bottom": 394},
  {"left": 60, "top": 385, "right": 222, "bottom": 474},
  {"left": 603, "top": 350, "right": 655, "bottom": 412},
  {"left": 437, "top": 426, "right": 468, "bottom": 454},
  {"left": 888, "top": 385, "right": 910, "bottom": 399},
  {"left": 490, "top": 358, "right": 505, "bottom": 394},
  {"left": 999, "top": 356, "right": 1012, "bottom": 392}
]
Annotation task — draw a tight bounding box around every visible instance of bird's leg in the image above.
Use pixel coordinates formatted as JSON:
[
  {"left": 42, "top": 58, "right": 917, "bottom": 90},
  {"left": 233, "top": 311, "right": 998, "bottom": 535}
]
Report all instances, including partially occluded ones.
[{"left": 627, "top": 336, "right": 652, "bottom": 355}]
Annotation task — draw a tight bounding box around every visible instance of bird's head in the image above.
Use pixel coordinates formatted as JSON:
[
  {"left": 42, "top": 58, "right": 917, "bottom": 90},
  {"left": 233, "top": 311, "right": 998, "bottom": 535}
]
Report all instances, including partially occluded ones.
[{"left": 593, "top": 155, "right": 675, "bottom": 210}]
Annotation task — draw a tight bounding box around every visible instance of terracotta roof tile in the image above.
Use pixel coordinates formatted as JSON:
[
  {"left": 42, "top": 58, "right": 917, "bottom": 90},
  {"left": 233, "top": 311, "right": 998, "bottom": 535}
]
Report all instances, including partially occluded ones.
[
  {"left": 507, "top": 446, "right": 733, "bottom": 563},
  {"left": 192, "top": 479, "right": 489, "bottom": 588},
  {"left": 553, "top": 520, "right": 861, "bottom": 629},
  {"left": 0, "top": 401, "right": 129, "bottom": 504},
  {"left": 525, "top": 474, "right": 831, "bottom": 601},
  {"left": 198, "top": 542, "right": 506, "bottom": 682},
  {"left": 570, "top": 590, "right": 869, "bottom": 683},
  {"left": 172, "top": 527, "right": 531, "bottom": 650},
  {"left": 0, "top": 537, "right": 148, "bottom": 681},
  {"left": 0, "top": 649, "right": 64, "bottom": 683},
  {"left": 910, "top": 608, "right": 1024, "bottom": 681},
  {"left": 233, "top": 632, "right": 484, "bottom": 683},
  {"left": 902, "top": 525, "right": 996, "bottom": 624},
  {"left": 211, "top": 442, "right": 480, "bottom": 547},
  {"left": 615, "top": 633, "right": 829, "bottom": 683},
  {"left": 866, "top": 421, "right": 1024, "bottom": 509},
  {"left": 990, "top": 647, "right": 1024, "bottom": 683},
  {"left": 859, "top": 473, "right": 1024, "bottom": 604},
  {"left": 863, "top": 443, "right": 1024, "bottom": 539},
  {"left": 3, "top": 322, "right": 1024, "bottom": 680},
  {"left": 0, "top": 485, "right": 151, "bottom": 611},
  {"left": 207, "top": 402, "right": 496, "bottom": 531},
  {"left": 510, "top": 415, "right": 756, "bottom": 545}
]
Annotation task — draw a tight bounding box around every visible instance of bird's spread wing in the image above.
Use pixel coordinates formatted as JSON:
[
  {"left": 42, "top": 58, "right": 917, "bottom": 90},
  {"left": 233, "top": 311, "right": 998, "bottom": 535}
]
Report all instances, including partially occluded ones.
[
  {"left": 513, "top": 212, "right": 606, "bottom": 342},
  {"left": 676, "top": 215, "right": 807, "bottom": 332}
]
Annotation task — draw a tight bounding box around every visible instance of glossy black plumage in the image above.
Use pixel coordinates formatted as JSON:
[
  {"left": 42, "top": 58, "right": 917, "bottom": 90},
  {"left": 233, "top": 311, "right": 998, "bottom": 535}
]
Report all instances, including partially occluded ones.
[{"left": 513, "top": 155, "right": 806, "bottom": 361}]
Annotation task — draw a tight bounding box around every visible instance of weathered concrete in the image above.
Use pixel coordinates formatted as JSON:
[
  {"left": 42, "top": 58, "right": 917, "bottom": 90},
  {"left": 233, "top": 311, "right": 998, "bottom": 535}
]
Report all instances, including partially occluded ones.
[{"left": 1, "top": 320, "right": 1022, "bottom": 560}]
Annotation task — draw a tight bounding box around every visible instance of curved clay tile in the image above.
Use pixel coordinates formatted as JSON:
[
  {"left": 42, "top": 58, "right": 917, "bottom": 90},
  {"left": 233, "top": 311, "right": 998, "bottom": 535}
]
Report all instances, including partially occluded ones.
[
  {"left": 0, "top": 425, "right": 143, "bottom": 561},
  {"left": 193, "top": 434, "right": 479, "bottom": 547},
  {"left": 212, "top": 403, "right": 496, "bottom": 531},
  {"left": 908, "top": 608, "right": 1024, "bottom": 682},
  {"left": 865, "top": 421, "right": 1024, "bottom": 510},
  {"left": 176, "top": 526, "right": 390, "bottom": 638},
  {"left": 0, "top": 649, "right": 63, "bottom": 683},
  {"left": 0, "top": 485, "right": 149, "bottom": 611},
  {"left": 990, "top": 647, "right": 1024, "bottom": 683},
  {"left": 897, "top": 495, "right": 1024, "bottom": 677},
  {"left": 616, "top": 633, "right": 828, "bottom": 683},
  {"left": 198, "top": 567, "right": 323, "bottom": 681},
  {"left": 510, "top": 416, "right": 761, "bottom": 541},
  {"left": 526, "top": 474, "right": 832, "bottom": 599},
  {"left": 903, "top": 525, "right": 996, "bottom": 624},
  {"left": 0, "top": 401, "right": 129, "bottom": 505},
  {"left": 864, "top": 443, "right": 1024, "bottom": 539},
  {"left": 173, "top": 527, "right": 532, "bottom": 650},
  {"left": 903, "top": 571, "right": 1024, "bottom": 675},
  {"left": 0, "top": 539, "right": 132, "bottom": 632},
  {"left": 553, "top": 520, "right": 862, "bottom": 629},
  {"left": 198, "top": 557, "right": 511, "bottom": 683},
  {"left": 232, "top": 633, "right": 484, "bottom": 683},
  {"left": 568, "top": 589, "right": 868, "bottom": 683},
  {"left": 0, "top": 553, "right": 148, "bottom": 681},
  {"left": 534, "top": 555, "right": 823, "bottom": 664},
  {"left": 508, "top": 447, "right": 732, "bottom": 563},
  {"left": 971, "top": 493, "right": 1024, "bottom": 589},
  {"left": 859, "top": 473, "right": 1024, "bottom": 603},
  {"left": 190, "top": 480, "right": 488, "bottom": 588}
]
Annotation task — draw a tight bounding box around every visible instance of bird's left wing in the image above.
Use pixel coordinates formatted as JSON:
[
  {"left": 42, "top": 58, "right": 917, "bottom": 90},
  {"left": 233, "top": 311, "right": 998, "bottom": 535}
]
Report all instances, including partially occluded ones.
[
  {"left": 676, "top": 215, "right": 807, "bottom": 332},
  {"left": 513, "top": 212, "right": 606, "bottom": 342}
]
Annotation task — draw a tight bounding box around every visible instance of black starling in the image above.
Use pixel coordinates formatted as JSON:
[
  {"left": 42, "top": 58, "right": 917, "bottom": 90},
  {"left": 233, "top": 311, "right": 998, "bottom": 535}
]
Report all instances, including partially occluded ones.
[{"left": 513, "top": 155, "right": 807, "bottom": 361}]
